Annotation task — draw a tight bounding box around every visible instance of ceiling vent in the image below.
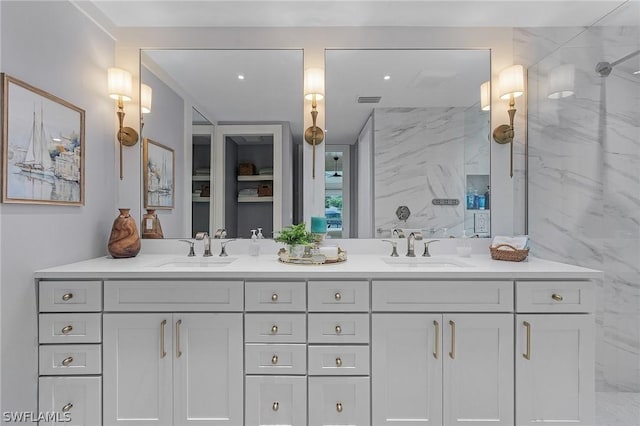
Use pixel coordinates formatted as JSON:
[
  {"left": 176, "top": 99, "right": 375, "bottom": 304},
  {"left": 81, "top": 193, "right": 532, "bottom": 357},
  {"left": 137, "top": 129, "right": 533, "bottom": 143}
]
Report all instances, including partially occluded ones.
[{"left": 357, "top": 96, "right": 382, "bottom": 104}]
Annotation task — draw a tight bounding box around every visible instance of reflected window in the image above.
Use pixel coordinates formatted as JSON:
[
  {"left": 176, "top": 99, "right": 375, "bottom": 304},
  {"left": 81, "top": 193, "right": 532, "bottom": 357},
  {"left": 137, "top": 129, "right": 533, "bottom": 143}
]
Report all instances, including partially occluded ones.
[{"left": 325, "top": 149, "right": 349, "bottom": 238}]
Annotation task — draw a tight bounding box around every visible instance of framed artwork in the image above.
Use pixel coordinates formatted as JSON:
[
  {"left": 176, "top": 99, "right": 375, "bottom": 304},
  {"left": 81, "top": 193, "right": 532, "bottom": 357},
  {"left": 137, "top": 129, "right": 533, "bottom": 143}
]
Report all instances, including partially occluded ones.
[
  {"left": 2, "top": 73, "right": 85, "bottom": 205},
  {"left": 143, "top": 138, "right": 175, "bottom": 209}
]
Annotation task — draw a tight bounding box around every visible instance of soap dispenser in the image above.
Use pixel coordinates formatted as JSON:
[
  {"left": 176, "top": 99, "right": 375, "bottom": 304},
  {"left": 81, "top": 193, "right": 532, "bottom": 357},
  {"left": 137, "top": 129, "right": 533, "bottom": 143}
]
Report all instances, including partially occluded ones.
[
  {"left": 257, "top": 227, "right": 264, "bottom": 239},
  {"left": 249, "top": 229, "right": 260, "bottom": 256}
]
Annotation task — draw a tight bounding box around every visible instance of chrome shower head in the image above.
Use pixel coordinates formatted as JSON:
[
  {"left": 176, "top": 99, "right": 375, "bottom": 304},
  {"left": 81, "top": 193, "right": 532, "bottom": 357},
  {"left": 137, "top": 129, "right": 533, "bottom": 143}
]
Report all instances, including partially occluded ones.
[{"left": 595, "top": 61, "right": 613, "bottom": 77}]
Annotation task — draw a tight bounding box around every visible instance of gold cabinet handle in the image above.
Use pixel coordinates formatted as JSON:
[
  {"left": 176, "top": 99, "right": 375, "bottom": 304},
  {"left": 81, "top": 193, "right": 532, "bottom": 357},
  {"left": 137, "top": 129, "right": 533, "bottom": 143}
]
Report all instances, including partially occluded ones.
[
  {"left": 61, "top": 325, "right": 73, "bottom": 335},
  {"left": 62, "top": 403, "right": 73, "bottom": 413},
  {"left": 62, "top": 293, "right": 73, "bottom": 302},
  {"left": 334, "top": 292, "right": 342, "bottom": 301},
  {"left": 433, "top": 320, "right": 440, "bottom": 359},
  {"left": 335, "top": 325, "right": 342, "bottom": 334},
  {"left": 272, "top": 355, "right": 279, "bottom": 365},
  {"left": 176, "top": 319, "right": 182, "bottom": 358},
  {"left": 272, "top": 401, "right": 279, "bottom": 412},
  {"left": 523, "top": 321, "right": 531, "bottom": 360},
  {"left": 271, "top": 325, "right": 279, "bottom": 334},
  {"left": 336, "top": 402, "right": 343, "bottom": 413},
  {"left": 271, "top": 293, "right": 279, "bottom": 302},
  {"left": 62, "top": 356, "right": 74, "bottom": 366},
  {"left": 551, "top": 293, "right": 563, "bottom": 302},
  {"left": 336, "top": 357, "right": 342, "bottom": 367},
  {"left": 160, "top": 320, "right": 167, "bottom": 359},
  {"left": 449, "top": 320, "right": 456, "bottom": 359}
]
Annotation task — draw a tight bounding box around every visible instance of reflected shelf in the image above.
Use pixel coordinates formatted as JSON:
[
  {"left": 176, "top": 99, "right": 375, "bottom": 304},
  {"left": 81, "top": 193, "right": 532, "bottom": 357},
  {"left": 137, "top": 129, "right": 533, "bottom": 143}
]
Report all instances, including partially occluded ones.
[
  {"left": 237, "top": 175, "right": 274, "bottom": 182},
  {"left": 192, "top": 196, "right": 210, "bottom": 203},
  {"left": 192, "top": 175, "right": 210, "bottom": 181},
  {"left": 237, "top": 196, "right": 273, "bottom": 203}
]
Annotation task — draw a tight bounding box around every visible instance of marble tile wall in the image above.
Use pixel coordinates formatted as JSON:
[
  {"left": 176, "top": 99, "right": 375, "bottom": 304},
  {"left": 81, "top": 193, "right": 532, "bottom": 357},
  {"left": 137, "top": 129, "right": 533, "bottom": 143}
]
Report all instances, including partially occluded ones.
[{"left": 517, "top": 8, "right": 640, "bottom": 392}]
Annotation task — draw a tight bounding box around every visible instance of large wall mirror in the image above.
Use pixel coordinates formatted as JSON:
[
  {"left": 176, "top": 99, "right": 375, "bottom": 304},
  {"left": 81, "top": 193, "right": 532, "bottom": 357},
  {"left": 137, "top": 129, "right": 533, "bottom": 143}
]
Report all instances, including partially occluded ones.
[{"left": 325, "top": 49, "right": 491, "bottom": 238}]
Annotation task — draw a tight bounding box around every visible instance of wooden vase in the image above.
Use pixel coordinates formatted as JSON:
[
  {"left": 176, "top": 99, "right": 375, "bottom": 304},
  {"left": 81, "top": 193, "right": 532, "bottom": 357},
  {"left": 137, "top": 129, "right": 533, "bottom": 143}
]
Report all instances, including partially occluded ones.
[{"left": 108, "top": 208, "right": 141, "bottom": 258}]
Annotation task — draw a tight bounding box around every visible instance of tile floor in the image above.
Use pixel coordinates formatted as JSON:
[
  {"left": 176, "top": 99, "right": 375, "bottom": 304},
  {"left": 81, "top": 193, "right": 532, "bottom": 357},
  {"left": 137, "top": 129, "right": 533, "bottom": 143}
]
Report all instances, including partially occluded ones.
[{"left": 597, "top": 392, "right": 640, "bottom": 425}]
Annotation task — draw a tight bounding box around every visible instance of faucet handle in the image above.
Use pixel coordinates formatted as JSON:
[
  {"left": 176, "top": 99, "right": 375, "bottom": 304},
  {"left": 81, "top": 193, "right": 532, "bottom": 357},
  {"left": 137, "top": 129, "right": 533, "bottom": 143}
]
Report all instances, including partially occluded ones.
[
  {"left": 381, "top": 240, "right": 399, "bottom": 257},
  {"left": 179, "top": 240, "right": 196, "bottom": 257},
  {"left": 214, "top": 228, "right": 227, "bottom": 239},
  {"left": 219, "top": 239, "right": 236, "bottom": 257},
  {"left": 422, "top": 240, "right": 438, "bottom": 257}
]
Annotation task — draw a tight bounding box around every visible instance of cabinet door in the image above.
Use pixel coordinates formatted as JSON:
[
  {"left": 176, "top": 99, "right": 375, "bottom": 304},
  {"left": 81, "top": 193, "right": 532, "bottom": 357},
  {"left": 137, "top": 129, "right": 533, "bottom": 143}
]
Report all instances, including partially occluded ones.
[
  {"left": 443, "top": 314, "right": 514, "bottom": 425},
  {"left": 308, "top": 377, "right": 370, "bottom": 426},
  {"left": 245, "top": 376, "right": 306, "bottom": 426},
  {"left": 103, "top": 314, "right": 172, "bottom": 426},
  {"left": 515, "top": 314, "right": 595, "bottom": 425},
  {"left": 372, "top": 314, "right": 442, "bottom": 426},
  {"left": 39, "top": 376, "right": 101, "bottom": 426},
  {"left": 173, "top": 314, "right": 243, "bottom": 425}
]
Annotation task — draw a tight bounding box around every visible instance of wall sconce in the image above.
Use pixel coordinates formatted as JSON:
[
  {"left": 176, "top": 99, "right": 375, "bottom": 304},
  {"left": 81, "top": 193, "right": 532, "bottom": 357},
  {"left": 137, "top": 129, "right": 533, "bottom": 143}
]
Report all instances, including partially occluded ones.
[
  {"left": 547, "top": 64, "right": 575, "bottom": 99},
  {"left": 493, "top": 64, "right": 524, "bottom": 178},
  {"left": 304, "top": 67, "right": 325, "bottom": 179},
  {"left": 107, "top": 67, "right": 138, "bottom": 180},
  {"left": 480, "top": 81, "right": 491, "bottom": 111},
  {"left": 140, "top": 83, "right": 153, "bottom": 131}
]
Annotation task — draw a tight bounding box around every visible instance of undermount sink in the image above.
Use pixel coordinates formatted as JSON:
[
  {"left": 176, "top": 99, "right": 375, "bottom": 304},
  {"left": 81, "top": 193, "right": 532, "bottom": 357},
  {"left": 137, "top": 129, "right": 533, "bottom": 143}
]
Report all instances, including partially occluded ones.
[
  {"left": 154, "top": 257, "right": 238, "bottom": 268},
  {"left": 381, "top": 257, "right": 471, "bottom": 267}
]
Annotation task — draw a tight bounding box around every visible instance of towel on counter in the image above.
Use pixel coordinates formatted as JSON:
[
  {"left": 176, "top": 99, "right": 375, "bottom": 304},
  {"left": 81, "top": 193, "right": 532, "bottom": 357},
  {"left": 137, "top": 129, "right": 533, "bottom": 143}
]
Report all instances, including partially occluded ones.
[{"left": 491, "top": 235, "right": 529, "bottom": 250}]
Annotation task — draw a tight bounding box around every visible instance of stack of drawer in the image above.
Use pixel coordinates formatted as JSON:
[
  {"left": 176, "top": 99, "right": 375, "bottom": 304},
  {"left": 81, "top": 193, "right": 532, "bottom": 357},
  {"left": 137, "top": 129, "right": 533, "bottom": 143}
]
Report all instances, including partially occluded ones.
[
  {"left": 244, "top": 281, "right": 307, "bottom": 425},
  {"left": 307, "top": 280, "right": 370, "bottom": 426},
  {"left": 38, "top": 281, "right": 102, "bottom": 425}
]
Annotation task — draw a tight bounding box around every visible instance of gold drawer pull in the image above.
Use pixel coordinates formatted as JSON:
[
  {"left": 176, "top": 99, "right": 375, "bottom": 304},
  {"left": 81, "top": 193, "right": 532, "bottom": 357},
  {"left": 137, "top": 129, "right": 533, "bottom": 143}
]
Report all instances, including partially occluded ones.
[
  {"left": 62, "top": 293, "right": 73, "bottom": 302},
  {"left": 271, "top": 325, "right": 279, "bottom": 334},
  {"left": 62, "top": 403, "right": 73, "bottom": 413},
  {"left": 160, "top": 320, "right": 167, "bottom": 359},
  {"left": 272, "top": 355, "right": 279, "bottom": 365},
  {"left": 271, "top": 293, "right": 279, "bottom": 302},
  {"left": 62, "top": 356, "right": 74, "bottom": 366},
  {"left": 334, "top": 292, "right": 342, "bottom": 301},
  {"left": 523, "top": 321, "right": 532, "bottom": 360},
  {"left": 336, "top": 357, "right": 342, "bottom": 367},
  {"left": 433, "top": 320, "right": 440, "bottom": 359},
  {"left": 336, "top": 402, "right": 343, "bottom": 413},
  {"left": 61, "top": 325, "right": 73, "bottom": 335},
  {"left": 272, "top": 401, "right": 279, "bottom": 412},
  {"left": 551, "top": 293, "right": 563, "bottom": 302},
  {"left": 176, "top": 319, "right": 182, "bottom": 358},
  {"left": 449, "top": 320, "right": 456, "bottom": 359},
  {"left": 335, "top": 325, "right": 342, "bottom": 334}
]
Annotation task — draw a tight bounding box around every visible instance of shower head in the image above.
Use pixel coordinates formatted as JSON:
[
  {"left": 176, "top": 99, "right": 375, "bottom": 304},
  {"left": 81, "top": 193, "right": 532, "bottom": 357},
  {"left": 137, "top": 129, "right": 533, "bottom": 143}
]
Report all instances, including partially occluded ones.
[{"left": 595, "top": 61, "right": 613, "bottom": 77}]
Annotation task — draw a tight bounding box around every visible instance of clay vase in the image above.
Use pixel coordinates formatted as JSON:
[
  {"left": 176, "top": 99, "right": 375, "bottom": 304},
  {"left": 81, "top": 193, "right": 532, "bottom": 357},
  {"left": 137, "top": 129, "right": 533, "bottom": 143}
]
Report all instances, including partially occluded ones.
[
  {"left": 108, "top": 208, "right": 141, "bottom": 258},
  {"left": 141, "top": 208, "right": 164, "bottom": 239}
]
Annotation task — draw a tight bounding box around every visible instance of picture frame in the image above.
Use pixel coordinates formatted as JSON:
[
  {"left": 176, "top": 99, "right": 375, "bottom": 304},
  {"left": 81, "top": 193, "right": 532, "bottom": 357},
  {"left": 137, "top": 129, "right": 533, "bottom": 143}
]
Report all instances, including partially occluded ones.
[
  {"left": 143, "top": 138, "right": 175, "bottom": 209},
  {"left": 2, "top": 73, "right": 85, "bottom": 205}
]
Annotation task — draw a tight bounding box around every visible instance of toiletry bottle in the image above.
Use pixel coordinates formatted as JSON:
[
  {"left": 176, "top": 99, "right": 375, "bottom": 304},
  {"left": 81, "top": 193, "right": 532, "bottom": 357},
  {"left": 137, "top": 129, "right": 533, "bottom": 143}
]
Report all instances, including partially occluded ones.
[
  {"left": 257, "top": 228, "right": 264, "bottom": 239},
  {"left": 249, "top": 229, "right": 260, "bottom": 256},
  {"left": 466, "top": 191, "right": 474, "bottom": 209},
  {"left": 485, "top": 186, "right": 490, "bottom": 209},
  {"left": 473, "top": 190, "right": 479, "bottom": 209},
  {"left": 478, "top": 193, "right": 486, "bottom": 210}
]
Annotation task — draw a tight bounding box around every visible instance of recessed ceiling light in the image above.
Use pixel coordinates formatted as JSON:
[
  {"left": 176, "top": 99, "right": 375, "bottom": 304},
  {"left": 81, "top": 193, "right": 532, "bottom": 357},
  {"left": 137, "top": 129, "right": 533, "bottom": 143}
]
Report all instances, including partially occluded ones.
[
  {"left": 237, "top": 74, "right": 245, "bottom": 80},
  {"left": 383, "top": 75, "right": 391, "bottom": 80}
]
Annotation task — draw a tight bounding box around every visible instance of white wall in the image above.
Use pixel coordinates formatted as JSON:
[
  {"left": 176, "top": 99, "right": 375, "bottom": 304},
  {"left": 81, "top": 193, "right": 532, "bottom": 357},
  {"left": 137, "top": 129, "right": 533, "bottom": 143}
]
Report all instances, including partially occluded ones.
[{"left": 0, "top": 1, "right": 115, "bottom": 417}]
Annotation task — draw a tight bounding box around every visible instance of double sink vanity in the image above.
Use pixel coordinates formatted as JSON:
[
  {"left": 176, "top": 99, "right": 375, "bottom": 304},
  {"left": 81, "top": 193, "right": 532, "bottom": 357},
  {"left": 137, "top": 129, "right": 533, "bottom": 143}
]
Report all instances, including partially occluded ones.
[{"left": 35, "top": 240, "right": 599, "bottom": 426}]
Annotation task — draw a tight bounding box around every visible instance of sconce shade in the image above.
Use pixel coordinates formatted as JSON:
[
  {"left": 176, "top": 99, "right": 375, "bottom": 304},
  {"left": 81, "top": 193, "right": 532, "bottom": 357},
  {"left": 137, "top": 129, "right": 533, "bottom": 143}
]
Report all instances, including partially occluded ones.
[
  {"left": 107, "top": 67, "right": 133, "bottom": 101},
  {"left": 480, "top": 81, "right": 491, "bottom": 111},
  {"left": 498, "top": 64, "right": 524, "bottom": 100},
  {"left": 140, "top": 84, "right": 153, "bottom": 114},
  {"left": 304, "top": 67, "right": 325, "bottom": 101},
  {"left": 548, "top": 64, "right": 575, "bottom": 99}
]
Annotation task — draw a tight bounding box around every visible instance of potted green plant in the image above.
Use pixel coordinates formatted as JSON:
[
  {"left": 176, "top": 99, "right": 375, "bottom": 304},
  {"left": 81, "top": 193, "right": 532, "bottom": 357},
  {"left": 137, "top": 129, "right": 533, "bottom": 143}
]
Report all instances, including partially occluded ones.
[{"left": 274, "top": 223, "right": 314, "bottom": 257}]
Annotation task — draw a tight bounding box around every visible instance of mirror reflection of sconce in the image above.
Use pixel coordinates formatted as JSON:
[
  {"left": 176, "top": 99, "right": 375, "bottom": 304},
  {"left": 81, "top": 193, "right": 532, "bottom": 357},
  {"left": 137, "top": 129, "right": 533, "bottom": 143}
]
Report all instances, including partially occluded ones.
[
  {"left": 480, "top": 81, "right": 491, "bottom": 111},
  {"left": 108, "top": 67, "right": 139, "bottom": 180},
  {"left": 304, "top": 67, "right": 325, "bottom": 179},
  {"left": 140, "top": 83, "right": 153, "bottom": 132},
  {"left": 547, "top": 64, "right": 575, "bottom": 99},
  {"left": 492, "top": 64, "right": 525, "bottom": 178}
]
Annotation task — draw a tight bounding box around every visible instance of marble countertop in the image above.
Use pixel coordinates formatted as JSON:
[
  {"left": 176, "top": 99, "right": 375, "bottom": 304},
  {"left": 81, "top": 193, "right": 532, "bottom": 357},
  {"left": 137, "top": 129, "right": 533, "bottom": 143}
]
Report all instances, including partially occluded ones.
[{"left": 35, "top": 249, "right": 602, "bottom": 280}]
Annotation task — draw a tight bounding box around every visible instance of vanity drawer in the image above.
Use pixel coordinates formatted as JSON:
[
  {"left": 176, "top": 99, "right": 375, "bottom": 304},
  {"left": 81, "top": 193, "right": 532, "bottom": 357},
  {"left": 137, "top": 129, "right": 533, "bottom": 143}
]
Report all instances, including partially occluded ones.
[
  {"left": 308, "top": 314, "right": 369, "bottom": 344},
  {"left": 516, "top": 281, "right": 594, "bottom": 313},
  {"left": 104, "top": 280, "right": 243, "bottom": 311},
  {"left": 39, "top": 344, "right": 101, "bottom": 376},
  {"left": 308, "top": 377, "right": 370, "bottom": 426},
  {"left": 245, "top": 281, "right": 306, "bottom": 311},
  {"left": 372, "top": 280, "right": 514, "bottom": 312},
  {"left": 245, "top": 344, "right": 307, "bottom": 375},
  {"left": 39, "top": 281, "right": 102, "bottom": 312},
  {"left": 39, "top": 314, "right": 101, "bottom": 344},
  {"left": 245, "top": 313, "right": 307, "bottom": 343},
  {"left": 38, "top": 376, "right": 101, "bottom": 426},
  {"left": 308, "top": 280, "right": 369, "bottom": 312},
  {"left": 245, "top": 376, "right": 307, "bottom": 426},
  {"left": 308, "top": 345, "right": 370, "bottom": 376}
]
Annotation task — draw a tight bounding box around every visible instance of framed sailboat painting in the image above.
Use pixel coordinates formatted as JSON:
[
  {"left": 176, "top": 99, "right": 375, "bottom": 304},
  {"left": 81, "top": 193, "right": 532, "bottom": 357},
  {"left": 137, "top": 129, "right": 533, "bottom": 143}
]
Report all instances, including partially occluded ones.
[
  {"left": 143, "top": 138, "right": 174, "bottom": 209},
  {"left": 1, "top": 74, "right": 85, "bottom": 205}
]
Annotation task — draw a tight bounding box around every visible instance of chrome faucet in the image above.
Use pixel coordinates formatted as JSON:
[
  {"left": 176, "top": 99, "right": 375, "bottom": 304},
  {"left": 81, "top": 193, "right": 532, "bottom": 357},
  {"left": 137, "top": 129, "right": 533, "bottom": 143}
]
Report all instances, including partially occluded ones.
[
  {"left": 195, "top": 232, "right": 213, "bottom": 257},
  {"left": 406, "top": 231, "right": 423, "bottom": 257},
  {"left": 219, "top": 239, "right": 236, "bottom": 257},
  {"left": 214, "top": 229, "right": 227, "bottom": 239},
  {"left": 179, "top": 240, "right": 196, "bottom": 257}
]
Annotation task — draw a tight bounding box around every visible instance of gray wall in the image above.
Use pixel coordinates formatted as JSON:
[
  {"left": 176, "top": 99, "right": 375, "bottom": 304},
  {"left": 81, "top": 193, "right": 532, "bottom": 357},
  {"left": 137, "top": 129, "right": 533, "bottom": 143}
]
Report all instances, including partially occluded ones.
[{"left": 0, "top": 0, "right": 115, "bottom": 416}]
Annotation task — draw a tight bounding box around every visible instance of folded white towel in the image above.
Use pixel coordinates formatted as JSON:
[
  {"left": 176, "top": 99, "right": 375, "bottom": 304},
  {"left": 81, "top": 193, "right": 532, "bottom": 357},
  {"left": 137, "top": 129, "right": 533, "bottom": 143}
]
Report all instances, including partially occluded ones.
[
  {"left": 491, "top": 235, "right": 529, "bottom": 250},
  {"left": 238, "top": 188, "right": 258, "bottom": 196}
]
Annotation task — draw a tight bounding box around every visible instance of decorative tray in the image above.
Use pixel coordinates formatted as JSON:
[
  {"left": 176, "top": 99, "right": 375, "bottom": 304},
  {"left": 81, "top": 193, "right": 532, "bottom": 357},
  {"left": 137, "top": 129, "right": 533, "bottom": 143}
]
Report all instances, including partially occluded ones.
[{"left": 277, "top": 247, "right": 347, "bottom": 265}]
